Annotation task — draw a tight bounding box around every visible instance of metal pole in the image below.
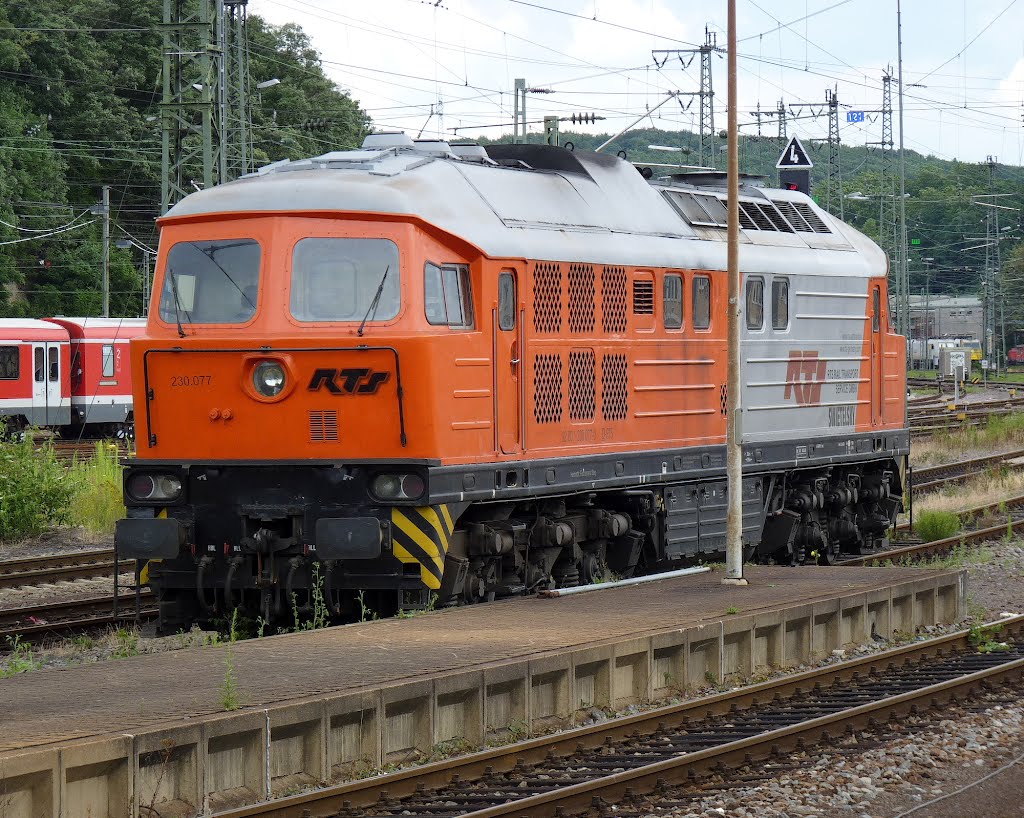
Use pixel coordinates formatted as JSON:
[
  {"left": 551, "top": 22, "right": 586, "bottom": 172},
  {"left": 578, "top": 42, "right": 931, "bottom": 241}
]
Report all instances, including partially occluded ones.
[
  {"left": 896, "top": 0, "right": 910, "bottom": 363},
  {"left": 724, "top": 0, "right": 746, "bottom": 586},
  {"left": 143, "top": 250, "right": 151, "bottom": 317},
  {"left": 101, "top": 184, "right": 110, "bottom": 318}
]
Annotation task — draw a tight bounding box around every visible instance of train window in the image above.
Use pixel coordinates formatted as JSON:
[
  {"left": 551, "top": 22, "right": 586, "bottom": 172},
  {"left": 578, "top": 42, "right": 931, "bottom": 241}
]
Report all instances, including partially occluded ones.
[
  {"left": 291, "top": 238, "right": 400, "bottom": 323},
  {"left": 101, "top": 344, "right": 115, "bottom": 378},
  {"left": 498, "top": 272, "right": 516, "bottom": 331},
  {"left": 160, "top": 238, "right": 261, "bottom": 325},
  {"left": 664, "top": 274, "right": 683, "bottom": 329},
  {"left": 692, "top": 276, "right": 711, "bottom": 330},
  {"left": 34, "top": 348, "right": 43, "bottom": 382},
  {"left": 772, "top": 279, "right": 790, "bottom": 330},
  {"left": 48, "top": 346, "right": 58, "bottom": 382},
  {"left": 0, "top": 346, "right": 18, "bottom": 380},
  {"left": 425, "top": 263, "right": 474, "bottom": 328},
  {"left": 745, "top": 277, "right": 764, "bottom": 330}
]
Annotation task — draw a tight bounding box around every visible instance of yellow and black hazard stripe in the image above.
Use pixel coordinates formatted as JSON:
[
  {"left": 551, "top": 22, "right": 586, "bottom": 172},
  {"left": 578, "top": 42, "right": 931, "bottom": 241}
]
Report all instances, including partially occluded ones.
[{"left": 390, "top": 505, "right": 457, "bottom": 590}]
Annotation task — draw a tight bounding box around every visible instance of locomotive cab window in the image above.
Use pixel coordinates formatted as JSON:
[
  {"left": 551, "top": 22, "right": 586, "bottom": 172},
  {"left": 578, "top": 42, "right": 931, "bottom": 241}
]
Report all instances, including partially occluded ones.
[
  {"left": 693, "top": 275, "right": 711, "bottom": 330},
  {"left": 0, "top": 346, "right": 18, "bottom": 380},
  {"left": 425, "top": 263, "right": 474, "bottom": 328},
  {"left": 772, "top": 278, "right": 790, "bottom": 330},
  {"left": 664, "top": 273, "right": 683, "bottom": 330},
  {"left": 159, "top": 238, "right": 261, "bottom": 325},
  {"left": 498, "top": 271, "right": 516, "bottom": 331},
  {"left": 291, "top": 237, "right": 400, "bottom": 323},
  {"left": 745, "top": 277, "right": 764, "bottom": 330}
]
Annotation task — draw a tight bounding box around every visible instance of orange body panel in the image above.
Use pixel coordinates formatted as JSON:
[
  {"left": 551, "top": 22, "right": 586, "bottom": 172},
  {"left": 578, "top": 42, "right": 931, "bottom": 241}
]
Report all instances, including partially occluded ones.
[{"left": 134, "top": 214, "right": 737, "bottom": 465}]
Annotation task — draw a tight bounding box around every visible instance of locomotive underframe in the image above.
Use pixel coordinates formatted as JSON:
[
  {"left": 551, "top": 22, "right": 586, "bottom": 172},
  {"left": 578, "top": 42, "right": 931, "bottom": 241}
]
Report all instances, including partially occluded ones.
[{"left": 118, "top": 430, "right": 908, "bottom": 634}]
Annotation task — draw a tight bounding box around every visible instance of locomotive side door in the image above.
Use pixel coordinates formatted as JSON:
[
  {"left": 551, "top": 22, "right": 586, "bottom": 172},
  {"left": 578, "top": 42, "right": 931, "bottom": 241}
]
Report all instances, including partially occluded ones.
[
  {"left": 870, "top": 285, "right": 882, "bottom": 425},
  {"left": 494, "top": 269, "right": 522, "bottom": 454}
]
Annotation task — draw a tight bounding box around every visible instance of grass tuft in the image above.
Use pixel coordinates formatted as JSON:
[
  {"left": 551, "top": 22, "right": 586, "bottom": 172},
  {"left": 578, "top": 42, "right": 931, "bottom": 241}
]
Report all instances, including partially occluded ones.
[{"left": 915, "top": 509, "right": 961, "bottom": 542}]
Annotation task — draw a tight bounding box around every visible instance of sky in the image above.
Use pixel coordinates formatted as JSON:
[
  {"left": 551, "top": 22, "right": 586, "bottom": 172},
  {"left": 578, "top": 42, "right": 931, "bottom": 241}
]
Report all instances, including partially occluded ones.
[{"left": 247, "top": 0, "right": 1024, "bottom": 167}]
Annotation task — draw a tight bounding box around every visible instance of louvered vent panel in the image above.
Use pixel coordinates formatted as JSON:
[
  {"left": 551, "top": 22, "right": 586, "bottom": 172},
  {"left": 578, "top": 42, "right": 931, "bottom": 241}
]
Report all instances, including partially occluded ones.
[
  {"left": 736, "top": 204, "right": 758, "bottom": 231},
  {"left": 568, "top": 349, "right": 596, "bottom": 421},
  {"left": 601, "top": 266, "right": 628, "bottom": 333},
  {"left": 533, "top": 262, "right": 563, "bottom": 333},
  {"left": 793, "top": 202, "right": 831, "bottom": 233},
  {"left": 568, "top": 263, "right": 596, "bottom": 333},
  {"left": 739, "top": 202, "right": 776, "bottom": 231},
  {"left": 533, "top": 354, "right": 563, "bottom": 424},
  {"left": 632, "top": 280, "right": 654, "bottom": 314},
  {"left": 309, "top": 410, "right": 339, "bottom": 442},
  {"left": 760, "top": 203, "right": 795, "bottom": 232},
  {"left": 772, "top": 200, "right": 813, "bottom": 232},
  {"left": 601, "top": 354, "right": 629, "bottom": 421}
]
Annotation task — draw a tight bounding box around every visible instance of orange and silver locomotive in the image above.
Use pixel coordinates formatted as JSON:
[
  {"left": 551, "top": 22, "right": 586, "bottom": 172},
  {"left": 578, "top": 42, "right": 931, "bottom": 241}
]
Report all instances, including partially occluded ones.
[{"left": 116, "top": 136, "right": 907, "bottom": 632}]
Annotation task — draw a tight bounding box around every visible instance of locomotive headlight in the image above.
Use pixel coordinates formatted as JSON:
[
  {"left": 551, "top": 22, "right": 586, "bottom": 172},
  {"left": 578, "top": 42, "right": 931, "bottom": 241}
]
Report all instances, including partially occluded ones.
[
  {"left": 253, "top": 360, "right": 286, "bottom": 397},
  {"left": 371, "top": 473, "right": 426, "bottom": 502},
  {"left": 127, "top": 473, "right": 183, "bottom": 502}
]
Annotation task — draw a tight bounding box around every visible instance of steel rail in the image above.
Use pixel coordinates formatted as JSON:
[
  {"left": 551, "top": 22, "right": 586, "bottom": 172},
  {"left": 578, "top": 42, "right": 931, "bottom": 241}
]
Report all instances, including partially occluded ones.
[
  {"left": 212, "top": 617, "right": 1024, "bottom": 818},
  {"left": 0, "top": 592, "right": 154, "bottom": 641},
  {"left": 0, "top": 549, "right": 124, "bottom": 589}
]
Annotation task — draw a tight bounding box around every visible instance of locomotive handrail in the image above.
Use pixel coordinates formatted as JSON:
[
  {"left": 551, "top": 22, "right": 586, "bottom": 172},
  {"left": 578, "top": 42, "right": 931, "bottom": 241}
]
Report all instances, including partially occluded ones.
[{"left": 141, "top": 344, "right": 408, "bottom": 448}]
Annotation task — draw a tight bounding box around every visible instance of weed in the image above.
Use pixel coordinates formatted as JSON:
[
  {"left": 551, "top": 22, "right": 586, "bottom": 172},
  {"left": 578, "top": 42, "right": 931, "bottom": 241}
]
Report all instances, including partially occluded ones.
[
  {"left": 66, "top": 441, "right": 123, "bottom": 534},
  {"left": 112, "top": 628, "right": 140, "bottom": 658},
  {"left": 0, "top": 435, "right": 73, "bottom": 541},
  {"left": 968, "top": 622, "right": 1012, "bottom": 653},
  {"left": 725, "top": 605, "right": 740, "bottom": 615},
  {"left": 71, "top": 634, "right": 95, "bottom": 651},
  {"left": 427, "top": 737, "right": 474, "bottom": 761},
  {"left": 921, "top": 543, "right": 992, "bottom": 570},
  {"left": 221, "top": 610, "right": 241, "bottom": 711},
  {"left": 0, "top": 635, "right": 40, "bottom": 677},
  {"left": 915, "top": 509, "right": 961, "bottom": 542},
  {"left": 356, "top": 590, "right": 378, "bottom": 623},
  {"left": 703, "top": 670, "right": 717, "bottom": 686},
  {"left": 291, "top": 563, "right": 330, "bottom": 631}
]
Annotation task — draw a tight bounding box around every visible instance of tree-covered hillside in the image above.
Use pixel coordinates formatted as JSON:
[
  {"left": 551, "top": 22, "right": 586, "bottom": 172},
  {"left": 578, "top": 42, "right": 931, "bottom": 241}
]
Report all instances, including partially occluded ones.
[{"left": 0, "top": 1, "right": 368, "bottom": 318}]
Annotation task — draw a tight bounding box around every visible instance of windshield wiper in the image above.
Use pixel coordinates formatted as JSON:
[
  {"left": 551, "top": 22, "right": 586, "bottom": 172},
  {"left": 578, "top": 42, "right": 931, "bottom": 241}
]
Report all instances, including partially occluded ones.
[
  {"left": 357, "top": 265, "right": 390, "bottom": 337},
  {"left": 168, "top": 271, "right": 187, "bottom": 338}
]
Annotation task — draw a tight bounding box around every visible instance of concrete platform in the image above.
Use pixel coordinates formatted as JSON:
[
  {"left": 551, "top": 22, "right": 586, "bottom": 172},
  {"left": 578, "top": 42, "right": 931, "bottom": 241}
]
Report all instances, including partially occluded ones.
[{"left": 0, "top": 565, "right": 964, "bottom": 817}]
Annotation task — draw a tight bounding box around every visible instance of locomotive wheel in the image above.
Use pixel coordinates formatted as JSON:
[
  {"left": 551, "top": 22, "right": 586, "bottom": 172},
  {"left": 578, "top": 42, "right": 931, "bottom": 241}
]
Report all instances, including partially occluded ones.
[{"left": 581, "top": 552, "right": 607, "bottom": 585}]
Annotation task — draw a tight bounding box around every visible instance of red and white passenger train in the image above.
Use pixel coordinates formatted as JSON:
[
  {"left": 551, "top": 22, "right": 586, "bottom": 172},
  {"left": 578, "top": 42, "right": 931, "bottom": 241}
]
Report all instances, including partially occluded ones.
[{"left": 0, "top": 317, "right": 146, "bottom": 435}]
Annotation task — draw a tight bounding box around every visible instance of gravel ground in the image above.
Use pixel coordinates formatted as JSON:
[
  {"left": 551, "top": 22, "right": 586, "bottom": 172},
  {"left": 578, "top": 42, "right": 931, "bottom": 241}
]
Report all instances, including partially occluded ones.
[{"left": 0, "top": 527, "right": 110, "bottom": 561}]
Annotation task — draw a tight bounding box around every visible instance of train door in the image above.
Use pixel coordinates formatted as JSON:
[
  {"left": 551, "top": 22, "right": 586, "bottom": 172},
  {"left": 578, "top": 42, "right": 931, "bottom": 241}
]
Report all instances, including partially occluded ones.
[
  {"left": 494, "top": 269, "right": 522, "bottom": 454},
  {"left": 870, "top": 285, "right": 882, "bottom": 425},
  {"left": 31, "top": 343, "right": 62, "bottom": 424}
]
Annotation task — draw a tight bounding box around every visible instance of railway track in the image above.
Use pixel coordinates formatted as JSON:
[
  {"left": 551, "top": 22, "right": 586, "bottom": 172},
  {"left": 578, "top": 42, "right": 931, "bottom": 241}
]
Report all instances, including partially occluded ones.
[
  {"left": 212, "top": 618, "right": 1024, "bottom": 818},
  {"left": 0, "top": 549, "right": 126, "bottom": 589},
  {"left": 0, "top": 592, "right": 154, "bottom": 643},
  {"left": 911, "top": 447, "right": 1024, "bottom": 494}
]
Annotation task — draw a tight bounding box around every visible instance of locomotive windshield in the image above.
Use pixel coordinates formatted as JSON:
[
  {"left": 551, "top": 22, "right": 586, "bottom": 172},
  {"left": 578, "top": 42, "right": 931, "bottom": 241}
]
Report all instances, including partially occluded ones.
[
  {"left": 290, "top": 238, "right": 400, "bottom": 323},
  {"left": 159, "top": 239, "right": 261, "bottom": 326}
]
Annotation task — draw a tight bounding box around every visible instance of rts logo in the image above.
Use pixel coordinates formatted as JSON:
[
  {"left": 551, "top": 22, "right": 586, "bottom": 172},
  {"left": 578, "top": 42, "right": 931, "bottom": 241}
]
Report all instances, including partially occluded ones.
[
  {"left": 308, "top": 368, "right": 390, "bottom": 395},
  {"left": 784, "top": 350, "right": 827, "bottom": 406}
]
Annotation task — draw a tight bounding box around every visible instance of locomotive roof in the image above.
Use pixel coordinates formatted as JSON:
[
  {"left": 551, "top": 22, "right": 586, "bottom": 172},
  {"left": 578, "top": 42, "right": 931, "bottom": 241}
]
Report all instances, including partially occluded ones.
[{"left": 163, "top": 134, "right": 886, "bottom": 278}]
